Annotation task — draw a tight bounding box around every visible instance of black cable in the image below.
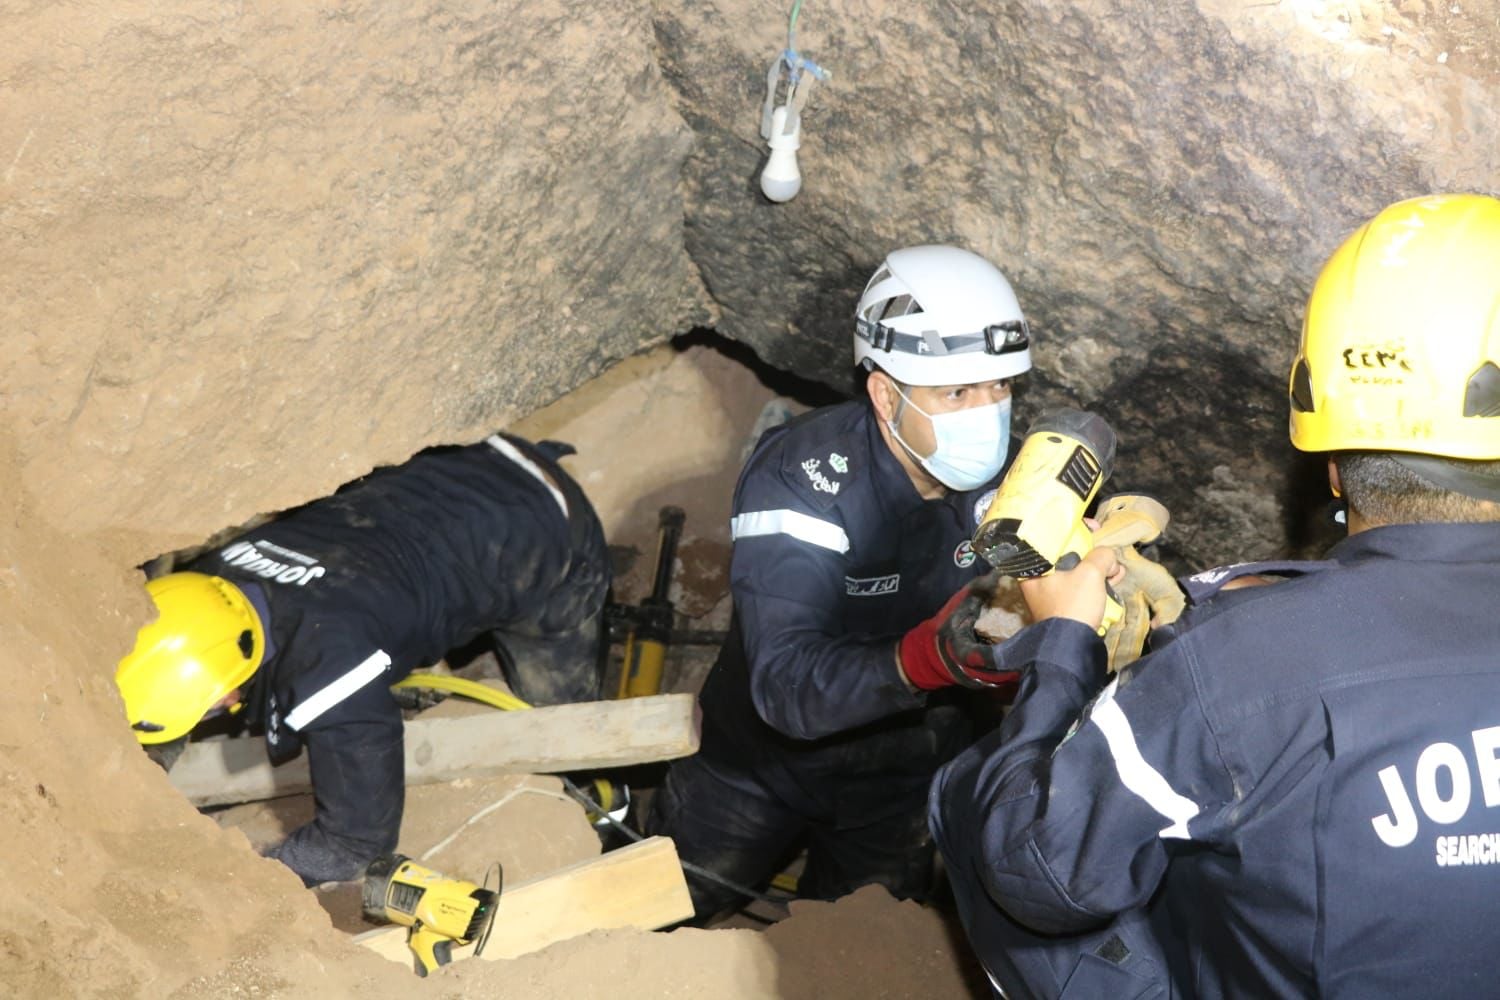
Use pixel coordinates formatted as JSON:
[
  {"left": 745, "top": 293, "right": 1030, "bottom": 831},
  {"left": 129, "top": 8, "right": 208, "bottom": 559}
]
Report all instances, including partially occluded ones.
[{"left": 557, "top": 776, "right": 792, "bottom": 909}]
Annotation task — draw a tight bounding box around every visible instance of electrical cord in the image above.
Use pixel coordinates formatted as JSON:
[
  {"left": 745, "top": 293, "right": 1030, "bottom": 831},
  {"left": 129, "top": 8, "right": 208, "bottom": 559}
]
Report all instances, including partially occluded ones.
[
  {"left": 422, "top": 781, "right": 573, "bottom": 863},
  {"left": 557, "top": 776, "right": 792, "bottom": 909},
  {"left": 395, "top": 676, "right": 791, "bottom": 910}
]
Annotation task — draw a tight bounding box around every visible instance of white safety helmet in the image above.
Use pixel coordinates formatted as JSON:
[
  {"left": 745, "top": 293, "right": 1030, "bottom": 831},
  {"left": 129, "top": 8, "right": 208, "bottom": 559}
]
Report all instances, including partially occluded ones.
[{"left": 854, "top": 245, "right": 1032, "bottom": 386}]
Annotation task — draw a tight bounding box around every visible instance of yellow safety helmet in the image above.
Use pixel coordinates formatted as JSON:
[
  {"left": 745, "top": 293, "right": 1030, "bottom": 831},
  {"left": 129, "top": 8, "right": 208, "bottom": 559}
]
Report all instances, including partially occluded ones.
[
  {"left": 115, "top": 572, "right": 266, "bottom": 745},
  {"left": 1290, "top": 193, "right": 1500, "bottom": 464}
]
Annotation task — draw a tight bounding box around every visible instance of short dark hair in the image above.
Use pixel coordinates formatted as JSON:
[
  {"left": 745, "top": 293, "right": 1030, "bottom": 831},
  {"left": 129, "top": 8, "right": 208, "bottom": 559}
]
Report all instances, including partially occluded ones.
[{"left": 1336, "top": 452, "right": 1500, "bottom": 525}]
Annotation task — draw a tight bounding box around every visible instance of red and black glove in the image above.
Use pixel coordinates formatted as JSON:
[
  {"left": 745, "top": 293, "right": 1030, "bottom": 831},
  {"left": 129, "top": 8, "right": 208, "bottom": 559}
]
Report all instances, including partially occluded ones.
[{"left": 898, "top": 571, "right": 1020, "bottom": 694}]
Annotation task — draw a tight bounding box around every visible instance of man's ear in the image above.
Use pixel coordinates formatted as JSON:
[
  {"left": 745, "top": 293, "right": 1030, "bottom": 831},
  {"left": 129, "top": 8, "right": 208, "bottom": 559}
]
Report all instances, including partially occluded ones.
[
  {"left": 867, "top": 370, "right": 897, "bottom": 423},
  {"left": 1327, "top": 456, "right": 1342, "bottom": 498}
]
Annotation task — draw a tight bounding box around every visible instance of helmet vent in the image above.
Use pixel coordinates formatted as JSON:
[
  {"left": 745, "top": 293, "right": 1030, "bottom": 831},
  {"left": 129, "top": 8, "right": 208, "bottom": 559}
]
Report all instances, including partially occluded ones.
[
  {"left": 874, "top": 293, "right": 923, "bottom": 322},
  {"left": 1290, "top": 359, "right": 1316, "bottom": 413},
  {"left": 238, "top": 629, "right": 255, "bottom": 659},
  {"left": 1463, "top": 362, "right": 1500, "bottom": 418}
]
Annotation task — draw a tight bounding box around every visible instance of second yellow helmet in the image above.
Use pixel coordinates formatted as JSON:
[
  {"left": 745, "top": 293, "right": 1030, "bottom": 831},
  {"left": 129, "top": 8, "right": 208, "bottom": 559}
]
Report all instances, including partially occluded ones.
[
  {"left": 115, "top": 572, "right": 266, "bottom": 745},
  {"left": 1289, "top": 193, "right": 1500, "bottom": 460}
]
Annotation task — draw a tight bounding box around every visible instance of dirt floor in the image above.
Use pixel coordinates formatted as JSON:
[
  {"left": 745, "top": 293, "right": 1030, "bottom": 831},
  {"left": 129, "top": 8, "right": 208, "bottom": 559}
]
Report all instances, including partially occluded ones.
[{"left": 187, "top": 339, "right": 991, "bottom": 998}]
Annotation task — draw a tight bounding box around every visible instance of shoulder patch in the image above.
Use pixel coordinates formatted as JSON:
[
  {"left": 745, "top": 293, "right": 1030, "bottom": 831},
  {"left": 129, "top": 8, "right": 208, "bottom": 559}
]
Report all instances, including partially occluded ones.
[
  {"left": 779, "top": 432, "right": 863, "bottom": 511},
  {"left": 1186, "top": 565, "right": 1239, "bottom": 587},
  {"left": 1180, "top": 558, "right": 1337, "bottom": 604},
  {"left": 972, "top": 488, "right": 998, "bottom": 530},
  {"left": 801, "top": 457, "right": 843, "bottom": 495}
]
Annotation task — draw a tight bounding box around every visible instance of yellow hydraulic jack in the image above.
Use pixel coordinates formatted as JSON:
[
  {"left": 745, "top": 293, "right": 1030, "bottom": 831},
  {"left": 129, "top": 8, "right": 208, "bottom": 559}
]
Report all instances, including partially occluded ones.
[{"left": 615, "top": 506, "right": 686, "bottom": 699}]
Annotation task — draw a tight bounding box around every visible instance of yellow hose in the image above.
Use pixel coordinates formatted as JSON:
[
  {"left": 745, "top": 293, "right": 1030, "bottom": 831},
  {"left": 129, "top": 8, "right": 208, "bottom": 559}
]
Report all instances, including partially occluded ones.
[{"left": 392, "top": 673, "right": 531, "bottom": 712}]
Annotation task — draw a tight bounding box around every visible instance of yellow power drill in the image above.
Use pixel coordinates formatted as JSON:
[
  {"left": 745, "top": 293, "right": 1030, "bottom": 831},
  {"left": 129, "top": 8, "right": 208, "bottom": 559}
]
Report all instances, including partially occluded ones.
[
  {"left": 971, "top": 408, "right": 1123, "bottom": 634},
  {"left": 361, "top": 854, "right": 500, "bottom": 976}
]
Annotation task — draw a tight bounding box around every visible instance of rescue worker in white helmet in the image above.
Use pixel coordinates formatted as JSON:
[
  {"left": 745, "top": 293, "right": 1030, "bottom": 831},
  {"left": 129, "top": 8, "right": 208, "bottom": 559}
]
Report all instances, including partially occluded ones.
[
  {"left": 931, "top": 193, "right": 1500, "bottom": 998},
  {"left": 645, "top": 245, "right": 1039, "bottom": 920},
  {"left": 116, "top": 433, "right": 611, "bottom": 886}
]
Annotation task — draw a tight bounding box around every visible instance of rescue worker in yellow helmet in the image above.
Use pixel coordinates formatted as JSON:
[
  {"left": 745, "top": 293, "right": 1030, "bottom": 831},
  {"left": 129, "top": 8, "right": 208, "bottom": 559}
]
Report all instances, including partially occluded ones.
[
  {"left": 116, "top": 433, "right": 611, "bottom": 886},
  {"left": 116, "top": 572, "right": 266, "bottom": 747},
  {"left": 930, "top": 194, "right": 1500, "bottom": 998}
]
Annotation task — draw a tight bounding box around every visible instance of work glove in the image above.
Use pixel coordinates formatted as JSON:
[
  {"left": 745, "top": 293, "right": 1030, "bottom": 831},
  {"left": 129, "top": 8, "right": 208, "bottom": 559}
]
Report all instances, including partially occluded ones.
[
  {"left": 1103, "top": 587, "right": 1150, "bottom": 672},
  {"left": 1090, "top": 494, "right": 1185, "bottom": 672},
  {"left": 1101, "top": 544, "right": 1186, "bottom": 672},
  {"left": 898, "top": 571, "right": 1021, "bottom": 694}
]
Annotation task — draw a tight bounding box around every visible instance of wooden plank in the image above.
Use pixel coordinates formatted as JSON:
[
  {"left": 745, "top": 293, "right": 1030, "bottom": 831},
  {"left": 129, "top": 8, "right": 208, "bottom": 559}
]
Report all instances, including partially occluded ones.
[
  {"left": 354, "top": 836, "right": 693, "bottom": 967},
  {"left": 170, "top": 693, "right": 699, "bottom": 807}
]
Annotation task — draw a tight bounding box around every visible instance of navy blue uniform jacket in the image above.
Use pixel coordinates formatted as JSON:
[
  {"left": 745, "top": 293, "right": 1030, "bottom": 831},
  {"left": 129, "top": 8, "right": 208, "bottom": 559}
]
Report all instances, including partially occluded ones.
[
  {"left": 932, "top": 522, "right": 1500, "bottom": 998},
  {"left": 189, "top": 433, "right": 607, "bottom": 883},
  {"left": 698, "top": 399, "right": 1007, "bottom": 815}
]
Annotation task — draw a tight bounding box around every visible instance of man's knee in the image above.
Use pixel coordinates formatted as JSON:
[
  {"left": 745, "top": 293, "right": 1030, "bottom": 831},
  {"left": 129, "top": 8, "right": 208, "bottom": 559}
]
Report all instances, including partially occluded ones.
[
  {"left": 803, "top": 797, "right": 937, "bottom": 902},
  {"left": 646, "top": 755, "right": 802, "bottom": 922},
  {"left": 493, "top": 626, "right": 603, "bottom": 705}
]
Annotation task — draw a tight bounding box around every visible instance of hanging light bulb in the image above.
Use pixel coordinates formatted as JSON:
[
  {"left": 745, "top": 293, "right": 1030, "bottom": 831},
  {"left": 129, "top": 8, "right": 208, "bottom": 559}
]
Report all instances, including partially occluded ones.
[
  {"left": 760, "top": 105, "right": 802, "bottom": 203},
  {"left": 757, "top": 0, "right": 827, "bottom": 205}
]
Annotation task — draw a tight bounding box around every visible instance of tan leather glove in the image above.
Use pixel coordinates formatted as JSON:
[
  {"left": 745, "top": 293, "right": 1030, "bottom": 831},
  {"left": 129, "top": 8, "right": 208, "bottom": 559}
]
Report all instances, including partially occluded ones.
[
  {"left": 1119, "top": 544, "right": 1186, "bottom": 626},
  {"left": 1103, "top": 543, "right": 1187, "bottom": 671},
  {"left": 1103, "top": 587, "right": 1151, "bottom": 672},
  {"left": 1093, "top": 495, "right": 1186, "bottom": 672}
]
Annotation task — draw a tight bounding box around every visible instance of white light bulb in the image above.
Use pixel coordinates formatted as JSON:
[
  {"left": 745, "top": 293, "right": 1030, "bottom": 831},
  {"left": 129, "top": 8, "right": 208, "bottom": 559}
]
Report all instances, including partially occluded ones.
[{"left": 760, "top": 105, "right": 802, "bottom": 203}]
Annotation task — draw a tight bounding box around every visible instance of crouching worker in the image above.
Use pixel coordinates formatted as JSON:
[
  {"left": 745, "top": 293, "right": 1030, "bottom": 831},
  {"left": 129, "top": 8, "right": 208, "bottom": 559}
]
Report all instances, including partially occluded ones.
[
  {"left": 931, "top": 194, "right": 1500, "bottom": 998},
  {"left": 647, "top": 245, "right": 1036, "bottom": 920},
  {"left": 114, "top": 432, "right": 611, "bottom": 886}
]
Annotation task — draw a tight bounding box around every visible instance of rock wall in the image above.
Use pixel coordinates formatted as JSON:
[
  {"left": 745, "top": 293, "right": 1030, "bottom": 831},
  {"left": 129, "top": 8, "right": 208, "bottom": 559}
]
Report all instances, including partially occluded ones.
[
  {"left": 0, "top": 1, "right": 704, "bottom": 993},
  {"left": 658, "top": 0, "right": 1500, "bottom": 565},
  {"left": 3, "top": 0, "right": 706, "bottom": 542}
]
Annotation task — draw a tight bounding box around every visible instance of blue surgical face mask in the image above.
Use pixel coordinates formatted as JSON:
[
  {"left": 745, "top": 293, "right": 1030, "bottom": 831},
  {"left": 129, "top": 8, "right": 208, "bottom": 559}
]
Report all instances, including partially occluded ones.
[{"left": 888, "top": 386, "right": 1012, "bottom": 492}]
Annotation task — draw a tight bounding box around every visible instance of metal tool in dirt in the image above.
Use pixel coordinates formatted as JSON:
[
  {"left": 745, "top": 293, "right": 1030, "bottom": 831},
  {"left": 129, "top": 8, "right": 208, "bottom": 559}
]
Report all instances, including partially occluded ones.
[
  {"left": 613, "top": 505, "right": 686, "bottom": 699},
  {"left": 972, "top": 408, "right": 1123, "bottom": 634},
  {"left": 362, "top": 854, "right": 500, "bottom": 976},
  {"left": 576, "top": 775, "right": 632, "bottom": 830}
]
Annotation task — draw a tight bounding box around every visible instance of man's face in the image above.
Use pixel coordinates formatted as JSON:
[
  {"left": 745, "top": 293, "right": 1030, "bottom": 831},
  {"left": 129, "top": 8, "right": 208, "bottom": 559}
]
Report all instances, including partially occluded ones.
[
  {"left": 881, "top": 376, "right": 1011, "bottom": 458},
  {"left": 201, "top": 688, "right": 242, "bottom": 722}
]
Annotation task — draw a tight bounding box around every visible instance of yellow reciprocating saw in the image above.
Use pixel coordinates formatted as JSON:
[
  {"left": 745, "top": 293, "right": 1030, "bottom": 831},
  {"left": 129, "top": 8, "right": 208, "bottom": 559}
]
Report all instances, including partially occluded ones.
[
  {"left": 971, "top": 408, "right": 1123, "bottom": 634},
  {"left": 361, "top": 854, "right": 500, "bottom": 976}
]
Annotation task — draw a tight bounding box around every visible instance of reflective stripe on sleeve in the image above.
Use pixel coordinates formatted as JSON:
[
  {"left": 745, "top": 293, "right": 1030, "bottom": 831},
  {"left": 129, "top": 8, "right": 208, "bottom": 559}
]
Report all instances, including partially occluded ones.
[
  {"left": 1089, "top": 696, "right": 1201, "bottom": 839},
  {"left": 284, "top": 650, "right": 393, "bottom": 731},
  {"left": 486, "top": 434, "right": 569, "bottom": 518},
  {"left": 730, "top": 509, "right": 850, "bottom": 554}
]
